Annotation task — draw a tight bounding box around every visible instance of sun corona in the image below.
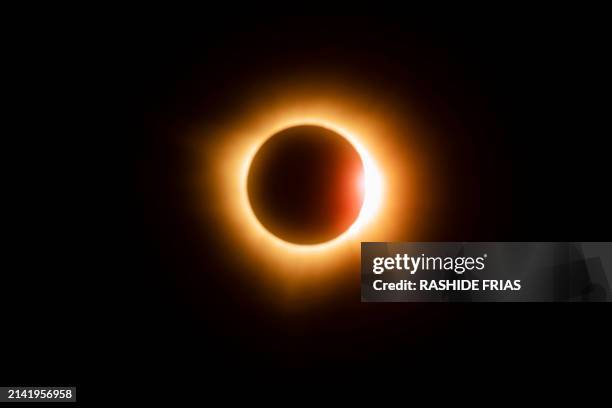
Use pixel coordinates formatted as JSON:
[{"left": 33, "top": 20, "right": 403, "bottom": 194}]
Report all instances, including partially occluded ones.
[{"left": 197, "top": 83, "right": 423, "bottom": 280}]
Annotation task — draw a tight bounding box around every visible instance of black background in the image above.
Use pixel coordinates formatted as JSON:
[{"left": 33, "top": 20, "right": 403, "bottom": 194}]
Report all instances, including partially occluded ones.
[{"left": 4, "top": 15, "right": 610, "bottom": 400}]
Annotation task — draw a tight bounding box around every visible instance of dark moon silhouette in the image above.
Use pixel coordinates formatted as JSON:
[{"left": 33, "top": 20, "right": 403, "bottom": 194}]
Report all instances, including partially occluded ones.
[{"left": 247, "top": 125, "right": 365, "bottom": 245}]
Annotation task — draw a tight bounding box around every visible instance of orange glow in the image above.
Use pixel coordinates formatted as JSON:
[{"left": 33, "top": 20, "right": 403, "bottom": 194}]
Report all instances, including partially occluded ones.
[{"left": 192, "top": 80, "right": 430, "bottom": 285}]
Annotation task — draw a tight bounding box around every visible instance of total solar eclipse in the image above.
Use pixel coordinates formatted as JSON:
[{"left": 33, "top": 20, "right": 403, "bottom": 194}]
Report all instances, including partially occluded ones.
[{"left": 247, "top": 125, "right": 365, "bottom": 245}]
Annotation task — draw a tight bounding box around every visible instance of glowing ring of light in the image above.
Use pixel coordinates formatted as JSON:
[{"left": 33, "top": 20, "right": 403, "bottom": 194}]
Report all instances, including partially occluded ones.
[
  {"left": 242, "top": 120, "right": 383, "bottom": 251},
  {"left": 196, "top": 82, "right": 424, "bottom": 282}
]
